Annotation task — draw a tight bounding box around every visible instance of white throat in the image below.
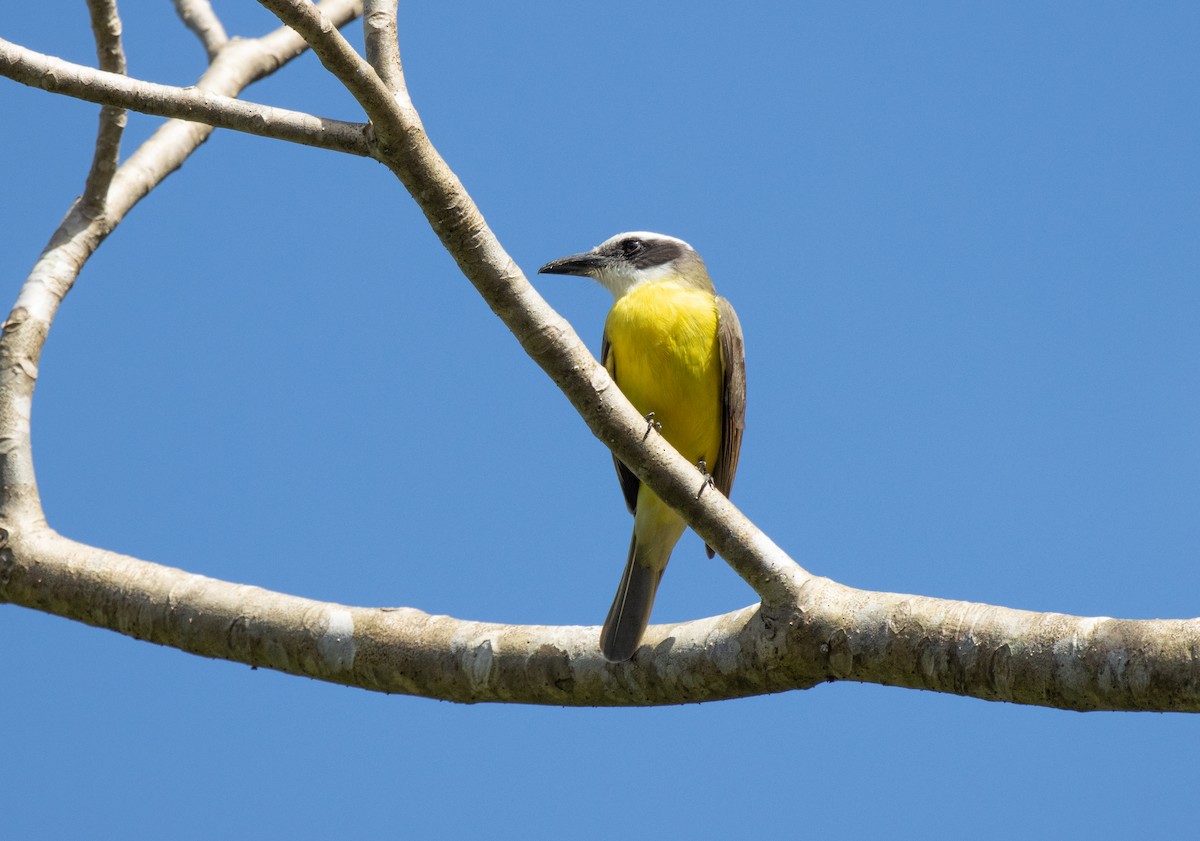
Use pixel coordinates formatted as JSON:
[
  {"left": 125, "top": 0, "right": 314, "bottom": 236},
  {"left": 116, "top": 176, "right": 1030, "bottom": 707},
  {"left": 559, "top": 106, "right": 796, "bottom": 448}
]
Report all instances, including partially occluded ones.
[{"left": 593, "top": 262, "right": 679, "bottom": 300}]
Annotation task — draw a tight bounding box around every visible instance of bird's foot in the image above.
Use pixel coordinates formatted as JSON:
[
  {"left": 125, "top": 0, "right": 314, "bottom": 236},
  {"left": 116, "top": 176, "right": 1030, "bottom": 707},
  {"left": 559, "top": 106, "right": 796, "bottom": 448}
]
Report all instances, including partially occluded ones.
[
  {"left": 642, "top": 412, "right": 663, "bottom": 440},
  {"left": 695, "top": 458, "right": 716, "bottom": 498}
]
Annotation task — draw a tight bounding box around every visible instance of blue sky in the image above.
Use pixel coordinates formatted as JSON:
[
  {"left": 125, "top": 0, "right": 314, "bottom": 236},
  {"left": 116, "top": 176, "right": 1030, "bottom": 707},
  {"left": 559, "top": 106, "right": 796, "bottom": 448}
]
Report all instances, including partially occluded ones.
[{"left": 3, "top": 2, "right": 1199, "bottom": 838}]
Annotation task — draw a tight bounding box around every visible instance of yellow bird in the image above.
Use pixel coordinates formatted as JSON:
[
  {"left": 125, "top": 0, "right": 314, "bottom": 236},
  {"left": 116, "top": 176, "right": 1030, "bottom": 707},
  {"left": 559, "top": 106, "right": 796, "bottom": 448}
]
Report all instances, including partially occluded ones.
[{"left": 540, "top": 232, "right": 746, "bottom": 662}]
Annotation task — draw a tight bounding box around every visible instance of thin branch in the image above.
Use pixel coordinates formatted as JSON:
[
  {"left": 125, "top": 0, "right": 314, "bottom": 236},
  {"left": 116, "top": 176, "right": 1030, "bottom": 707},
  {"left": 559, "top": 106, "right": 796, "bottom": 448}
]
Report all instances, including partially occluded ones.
[
  {"left": 87, "top": 0, "right": 126, "bottom": 73},
  {"left": 0, "top": 38, "right": 372, "bottom": 157},
  {"left": 80, "top": 0, "right": 128, "bottom": 215},
  {"left": 258, "top": 0, "right": 396, "bottom": 120},
  {"left": 171, "top": 0, "right": 229, "bottom": 59},
  {"left": 0, "top": 0, "right": 365, "bottom": 525},
  {"left": 362, "top": 0, "right": 407, "bottom": 98}
]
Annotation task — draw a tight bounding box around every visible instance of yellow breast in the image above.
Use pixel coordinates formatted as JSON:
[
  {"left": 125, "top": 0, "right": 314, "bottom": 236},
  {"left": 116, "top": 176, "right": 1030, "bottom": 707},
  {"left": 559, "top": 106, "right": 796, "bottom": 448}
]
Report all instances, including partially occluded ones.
[{"left": 604, "top": 281, "right": 723, "bottom": 467}]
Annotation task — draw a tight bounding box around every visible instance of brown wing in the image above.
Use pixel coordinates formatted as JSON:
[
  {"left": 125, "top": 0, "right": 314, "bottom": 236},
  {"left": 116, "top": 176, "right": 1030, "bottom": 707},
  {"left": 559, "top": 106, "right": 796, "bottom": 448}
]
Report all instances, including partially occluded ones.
[
  {"left": 706, "top": 296, "right": 746, "bottom": 558},
  {"left": 601, "top": 330, "right": 640, "bottom": 515}
]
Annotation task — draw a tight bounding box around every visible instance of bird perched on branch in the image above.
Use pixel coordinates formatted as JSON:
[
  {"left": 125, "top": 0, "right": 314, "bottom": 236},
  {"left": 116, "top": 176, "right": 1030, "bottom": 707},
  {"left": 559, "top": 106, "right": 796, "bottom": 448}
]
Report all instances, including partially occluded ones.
[{"left": 540, "top": 232, "right": 746, "bottom": 662}]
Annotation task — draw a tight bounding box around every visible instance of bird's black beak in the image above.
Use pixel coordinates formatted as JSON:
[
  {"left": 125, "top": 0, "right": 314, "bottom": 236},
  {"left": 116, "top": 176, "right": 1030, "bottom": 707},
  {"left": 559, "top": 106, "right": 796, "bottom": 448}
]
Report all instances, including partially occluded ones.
[{"left": 538, "top": 250, "right": 610, "bottom": 277}]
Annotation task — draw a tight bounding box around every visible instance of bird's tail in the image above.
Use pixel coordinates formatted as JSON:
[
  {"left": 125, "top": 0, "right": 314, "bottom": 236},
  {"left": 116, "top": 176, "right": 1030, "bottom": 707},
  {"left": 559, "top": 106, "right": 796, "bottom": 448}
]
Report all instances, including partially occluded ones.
[
  {"left": 600, "top": 532, "right": 665, "bottom": 662},
  {"left": 600, "top": 489, "right": 687, "bottom": 662}
]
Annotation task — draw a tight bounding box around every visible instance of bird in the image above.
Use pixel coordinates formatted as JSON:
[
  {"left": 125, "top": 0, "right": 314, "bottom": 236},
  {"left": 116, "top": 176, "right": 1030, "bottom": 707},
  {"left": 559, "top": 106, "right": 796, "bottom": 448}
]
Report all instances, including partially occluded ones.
[{"left": 539, "top": 232, "right": 746, "bottom": 662}]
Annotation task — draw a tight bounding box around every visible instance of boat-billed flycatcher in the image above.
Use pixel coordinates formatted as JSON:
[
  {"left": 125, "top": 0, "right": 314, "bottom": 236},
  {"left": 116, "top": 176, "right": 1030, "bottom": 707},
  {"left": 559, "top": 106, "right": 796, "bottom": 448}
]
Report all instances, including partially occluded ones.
[{"left": 539, "top": 232, "right": 746, "bottom": 662}]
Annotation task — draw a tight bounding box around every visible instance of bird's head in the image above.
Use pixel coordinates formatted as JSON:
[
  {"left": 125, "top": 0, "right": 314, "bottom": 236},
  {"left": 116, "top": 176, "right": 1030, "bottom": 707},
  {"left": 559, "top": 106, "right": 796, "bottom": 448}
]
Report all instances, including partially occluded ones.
[{"left": 538, "top": 232, "right": 713, "bottom": 299}]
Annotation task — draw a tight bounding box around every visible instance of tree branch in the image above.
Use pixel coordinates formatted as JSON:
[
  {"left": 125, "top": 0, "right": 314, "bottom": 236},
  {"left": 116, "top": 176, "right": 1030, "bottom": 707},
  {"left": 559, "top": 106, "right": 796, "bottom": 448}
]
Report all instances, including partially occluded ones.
[
  {"left": 172, "top": 0, "right": 229, "bottom": 59},
  {"left": 0, "top": 0, "right": 364, "bottom": 526},
  {"left": 258, "top": 0, "right": 397, "bottom": 122},
  {"left": 80, "top": 0, "right": 127, "bottom": 215},
  {"left": 3, "top": 524, "right": 1198, "bottom": 710},
  {"left": 362, "top": 0, "right": 408, "bottom": 98},
  {"left": 0, "top": 38, "right": 372, "bottom": 157}
]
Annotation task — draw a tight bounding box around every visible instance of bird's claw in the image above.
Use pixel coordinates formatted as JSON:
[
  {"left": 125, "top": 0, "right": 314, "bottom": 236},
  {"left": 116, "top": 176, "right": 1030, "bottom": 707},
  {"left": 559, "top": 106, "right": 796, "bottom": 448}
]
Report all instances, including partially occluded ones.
[
  {"left": 696, "top": 458, "right": 716, "bottom": 498},
  {"left": 642, "top": 412, "right": 663, "bottom": 440}
]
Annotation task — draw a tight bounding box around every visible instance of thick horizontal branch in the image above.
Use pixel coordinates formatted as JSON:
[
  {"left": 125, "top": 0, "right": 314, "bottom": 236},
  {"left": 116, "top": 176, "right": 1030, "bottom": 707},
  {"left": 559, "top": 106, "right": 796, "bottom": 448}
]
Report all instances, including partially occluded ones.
[
  {"left": 0, "top": 37, "right": 372, "bottom": 157},
  {"left": 3, "top": 527, "right": 1197, "bottom": 711},
  {"left": 0, "top": 527, "right": 782, "bottom": 705}
]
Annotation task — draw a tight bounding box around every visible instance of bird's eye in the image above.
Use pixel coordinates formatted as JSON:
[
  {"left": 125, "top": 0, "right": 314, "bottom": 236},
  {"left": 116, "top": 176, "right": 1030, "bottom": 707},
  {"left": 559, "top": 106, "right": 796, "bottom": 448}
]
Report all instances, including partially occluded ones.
[{"left": 621, "top": 238, "right": 645, "bottom": 257}]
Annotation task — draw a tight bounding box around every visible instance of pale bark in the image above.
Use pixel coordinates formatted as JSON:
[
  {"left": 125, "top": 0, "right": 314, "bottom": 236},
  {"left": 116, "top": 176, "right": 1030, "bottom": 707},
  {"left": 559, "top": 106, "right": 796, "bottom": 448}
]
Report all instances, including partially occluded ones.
[
  {"left": 0, "top": 2, "right": 1197, "bottom": 711},
  {"left": 0, "top": 39, "right": 372, "bottom": 157},
  {"left": 362, "top": 0, "right": 407, "bottom": 97},
  {"left": 81, "top": 0, "right": 127, "bottom": 213},
  {"left": 172, "top": 0, "right": 229, "bottom": 59}
]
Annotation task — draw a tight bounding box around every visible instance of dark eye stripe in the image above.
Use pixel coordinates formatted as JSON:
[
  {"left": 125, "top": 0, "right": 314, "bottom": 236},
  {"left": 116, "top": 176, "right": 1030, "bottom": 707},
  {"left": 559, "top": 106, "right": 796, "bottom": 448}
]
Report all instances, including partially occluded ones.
[{"left": 628, "top": 238, "right": 684, "bottom": 269}]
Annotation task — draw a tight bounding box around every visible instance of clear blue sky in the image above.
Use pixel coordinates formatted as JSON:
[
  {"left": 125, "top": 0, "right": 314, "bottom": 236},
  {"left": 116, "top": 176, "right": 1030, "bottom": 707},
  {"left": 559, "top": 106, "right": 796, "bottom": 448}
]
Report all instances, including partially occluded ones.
[{"left": 3, "top": 3, "right": 1199, "bottom": 838}]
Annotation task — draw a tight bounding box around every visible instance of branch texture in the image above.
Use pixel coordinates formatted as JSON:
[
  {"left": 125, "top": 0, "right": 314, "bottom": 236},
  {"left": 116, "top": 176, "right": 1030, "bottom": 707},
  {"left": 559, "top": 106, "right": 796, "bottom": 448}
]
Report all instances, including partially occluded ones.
[
  {"left": 362, "top": 0, "right": 408, "bottom": 97},
  {"left": 81, "top": 0, "right": 127, "bottom": 213},
  {"left": 0, "top": 39, "right": 372, "bottom": 157}
]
